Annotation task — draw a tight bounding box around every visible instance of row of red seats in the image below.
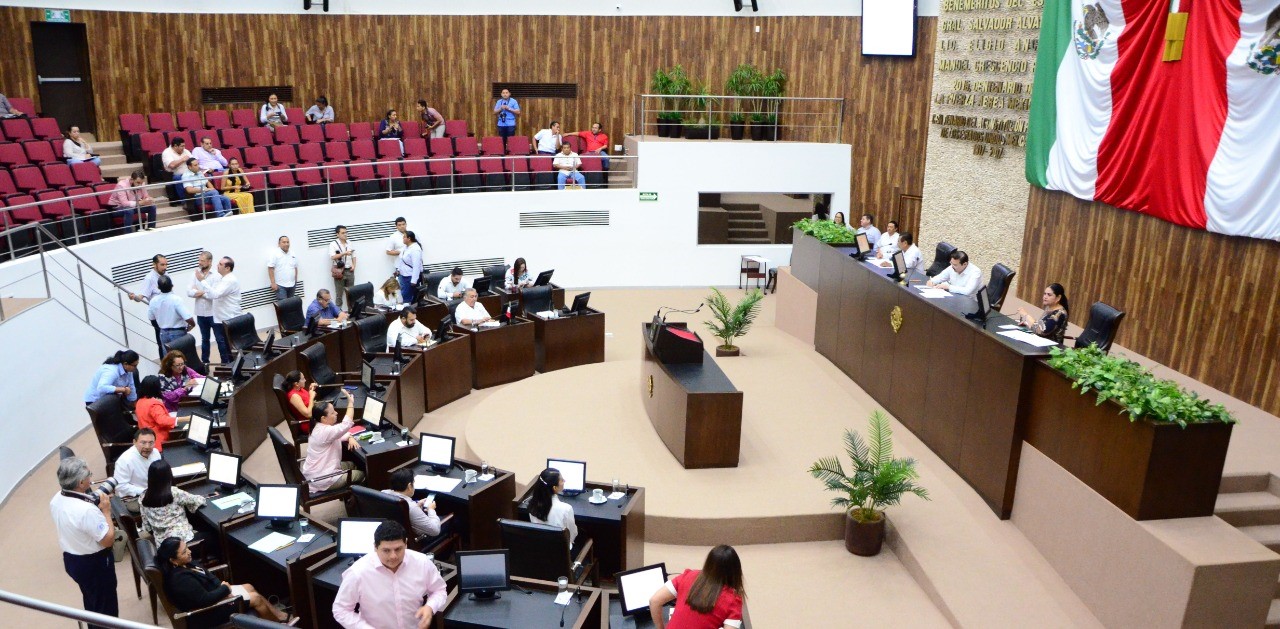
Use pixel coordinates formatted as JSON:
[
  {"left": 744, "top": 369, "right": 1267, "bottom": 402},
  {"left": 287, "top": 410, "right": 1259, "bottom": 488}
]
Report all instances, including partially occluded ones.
[
  {"left": 261, "top": 154, "right": 605, "bottom": 185},
  {"left": 121, "top": 109, "right": 472, "bottom": 138},
  {"left": 0, "top": 162, "right": 105, "bottom": 197},
  {"left": 0, "top": 117, "right": 64, "bottom": 143},
  {"left": 1, "top": 183, "right": 123, "bottom": 241},
  {"left": 134, "top": 126, "right": 555, "bottom": 158},
  {"left": 0, "top": 139, "right": 72, "bottom": 168}
]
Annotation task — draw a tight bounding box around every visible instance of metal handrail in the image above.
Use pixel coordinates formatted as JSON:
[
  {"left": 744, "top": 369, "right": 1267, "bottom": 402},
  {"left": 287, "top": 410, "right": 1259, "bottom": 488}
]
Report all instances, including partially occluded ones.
[
  {"left": 0, "top": 587, "right": 160, "bottom": 629},
  {"left": 634, "top": 94, "right": 845, "bottom": 140}
]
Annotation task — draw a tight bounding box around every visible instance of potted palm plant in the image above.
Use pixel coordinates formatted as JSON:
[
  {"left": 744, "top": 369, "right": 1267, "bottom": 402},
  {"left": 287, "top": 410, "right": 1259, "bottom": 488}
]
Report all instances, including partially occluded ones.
[
  {"left": 724, "top": 64, "right": 760, "bottom": 140},
  {"left": 649, "top": 68, "right": 674, "bottom": 137},
  {"left": 666, "top": 65, "right": 693, "bottom": 139},
  {"left": 704, "top": 287, "right": 763, "bottom": 357},
  {"left": 684, "top": 85, "right": 722, "bottom": 140},
  {"left": 809, "top": 411, "right": 929, "bottom": 556},
  {"left": 761, "top": 69, "right": 787, "bottom": 141}
]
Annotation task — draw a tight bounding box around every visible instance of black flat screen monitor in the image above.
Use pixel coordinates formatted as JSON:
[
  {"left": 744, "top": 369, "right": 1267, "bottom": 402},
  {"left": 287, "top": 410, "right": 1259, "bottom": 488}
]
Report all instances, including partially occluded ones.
[
  {"left": 419, "top": 433, "right": 456, "bottom": 471},
  {"left": 337, "top": 518, "right": 384, "bottom": 558},
  {"left": 363, "top": 394, "right": 386, "bottom": 427},
  {"left": 393, "top": 337, "right": 404, "bottom": 365},
  {"left": 437, "top": 315, "right": 453, "bottom": 338},
  {"left": 534, "top": 269, "right": 553, "bottom": 286},
  {"left": 305, "top": 314, "right": 320, "bottom": 337},
  {"left": 187, "top": 414, "right": 212, "bottom": 448},
  {"left": 349, "top": 296, "right": 368, "bottom": 319},
  {"left": 854, "top": 232, "right": 872, "bottom": 256},
  {"left": 260, "top": 330, "right": 276, "bottom": 360},
  {"left": 457, "top": 550, "right": 510, "bottom": 600},
  {"left": 256, "top": 484, "right": 300, "bottom": 524},
  {"left": 547, "top": 458, "right": 586, "bottom": 494},
  {"left": 616, "top": 563, "right": 669, "bottom": 617},
  {"left": 360, "top": 361, "right": 375, "bottom": 390},
  {"left": 471, "top": 276, "right": 491, "bottom": 294},
  {"left": 229, "top": 352, "right": 245, "bottom": 383},
  {"left": 891, "top": 250, "right": 908, "bottom": 281},
  {"left": 968, "top": 284, "right": 991, "bottom": 322},
  {"left": 198, "top": 376, "right": 221, "bottom": 406},
  {"left": 570, "top": 292, "right": 590, "bottom": 314},
  {"left": 207, "top": 451, "right": 241, "bottom": 489}
]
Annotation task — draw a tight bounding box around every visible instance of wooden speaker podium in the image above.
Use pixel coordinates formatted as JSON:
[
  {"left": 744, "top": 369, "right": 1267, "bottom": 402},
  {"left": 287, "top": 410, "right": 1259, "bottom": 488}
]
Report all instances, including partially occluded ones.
[{"left": 641, "top": 322, "right": 744, "bottom": 468}]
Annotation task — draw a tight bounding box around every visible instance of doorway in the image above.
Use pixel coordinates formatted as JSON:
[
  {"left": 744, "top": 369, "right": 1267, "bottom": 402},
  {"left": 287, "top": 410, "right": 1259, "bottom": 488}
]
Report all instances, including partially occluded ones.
[{"left": 30, "top": 22, "right": 96, "bottom": 135}]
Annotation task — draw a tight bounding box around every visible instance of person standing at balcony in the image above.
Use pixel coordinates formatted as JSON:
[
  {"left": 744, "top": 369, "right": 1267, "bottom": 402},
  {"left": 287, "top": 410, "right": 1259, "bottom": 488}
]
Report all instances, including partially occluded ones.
[
  {"left": 493, "top": 88, "right": 521, "bottom": 139},
  {"left": 416, "top": 100, "right": 445, "bottom": 139}
]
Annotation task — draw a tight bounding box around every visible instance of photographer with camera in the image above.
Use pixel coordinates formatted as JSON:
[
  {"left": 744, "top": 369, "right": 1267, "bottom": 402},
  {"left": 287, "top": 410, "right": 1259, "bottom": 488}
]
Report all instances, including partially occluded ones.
[{"left": 49, "top": 457, "right": 119, "bottom": 627}]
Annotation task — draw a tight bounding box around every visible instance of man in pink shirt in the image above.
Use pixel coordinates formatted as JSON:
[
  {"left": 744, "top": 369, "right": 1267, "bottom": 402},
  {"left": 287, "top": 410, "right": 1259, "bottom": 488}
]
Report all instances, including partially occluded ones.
[
  {"left": 109, "top": 170, "right": 157, "bottom": 232},
  {"left": 300, "top": 390, "right": 365, "bottom": 494},
  {"left": 333, "top": 520, "right": 449, "bottom": 628}
]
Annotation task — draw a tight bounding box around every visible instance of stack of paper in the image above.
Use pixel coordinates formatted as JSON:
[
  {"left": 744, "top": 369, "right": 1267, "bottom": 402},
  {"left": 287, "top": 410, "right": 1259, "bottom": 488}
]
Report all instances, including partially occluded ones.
[
  {"left": 480, "top": 321, "right": 502, "bottom": 328},
  {"left": 536, "top": 310, "right": 558, "bottom": 320},
  {"left": 916, "top": 287, "right": 952, "bottom": 299},
  {"left": 997, "top": 330, "right": 1059, "bottom": 347},
  {"left": 211, "top": 492, "right": 253, "bottom": 510},
  {"left": 414, "top": 475, "right": 463, "bottom": 492},
  {"left": 247, "top": 531, "right": 296, "bottom": 554},
  {"left": 171, "top": 462, "right": 207, "bottom": 477}
]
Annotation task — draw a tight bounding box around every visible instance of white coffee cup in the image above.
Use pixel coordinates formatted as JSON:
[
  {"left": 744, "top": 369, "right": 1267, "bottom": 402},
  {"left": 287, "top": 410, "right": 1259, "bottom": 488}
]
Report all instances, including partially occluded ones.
[
  {"left": 592, "top": 488, "right": 605, "bottom": 501},
  {"left": 464, "top": 469, "right": 478, "bottom": 483}
]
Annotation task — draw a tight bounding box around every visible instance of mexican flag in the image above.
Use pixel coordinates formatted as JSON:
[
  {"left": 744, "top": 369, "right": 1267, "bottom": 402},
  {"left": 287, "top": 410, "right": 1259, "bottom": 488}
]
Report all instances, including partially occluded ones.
[{"left": 1026, "top": 0, "right": 1280, "bottom": 241}]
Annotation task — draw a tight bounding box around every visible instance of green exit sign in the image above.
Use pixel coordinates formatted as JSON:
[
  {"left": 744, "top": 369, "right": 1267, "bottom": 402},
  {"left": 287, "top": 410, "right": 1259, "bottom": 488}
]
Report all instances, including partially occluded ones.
[
  {"left": 44, "top": 9, "right": 71, "bottom": 22},
  {"left": 639, "top": 192, "right": 658, "bottom": 202}
]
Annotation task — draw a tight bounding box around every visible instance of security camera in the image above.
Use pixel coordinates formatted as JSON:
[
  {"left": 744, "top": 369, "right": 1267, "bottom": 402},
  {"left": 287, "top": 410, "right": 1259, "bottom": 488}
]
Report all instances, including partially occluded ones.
[{"left": 734, "top": 0, "right": 760, "bottom": 11}]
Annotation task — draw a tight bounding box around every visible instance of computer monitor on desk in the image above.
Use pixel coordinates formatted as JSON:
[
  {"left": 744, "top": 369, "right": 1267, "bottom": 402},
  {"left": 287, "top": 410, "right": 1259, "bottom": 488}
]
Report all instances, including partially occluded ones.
[
  {"left": 851, "top": 231, "right": 872, "bottom": 261},
  {"left": 534, "top": 269, "right": 554, "bottom": 286},
  {"left": 229, "top": 352, "right": 246, "bottom": 384},
  {"left": 471, "top": 276, "right": 492, "bottom": 294},
  {"left": 305, "top": 314, "right": 320, "bottom": 338},
  {"left": 256, "top": 484, "right": 301, "bottom": 531},
  {"left": 337, "top": 518, "right": 383, "bottom": 560},
  {"left": 257, "top": 331, "right": 276, "bottom": 365},
  {"left": 965, "top": 284, "right": 991, "bottom": 323},
  {"left": 198, "top": 376, "right": 222, "bottom": 407},
  {"left": 616, "top": 563, "right": 669, "bottom": 618},
  {"left": 547, "top": 458, "right": 586, "bottom": 495},
  {"left": 457, "top": 550, "right": 510, "bottom": 601},
  {"left": 890, "top": 250, "right": 908, "bottom": 282},
  {"left": 188, "top": 414, "right": 213, "bottom": 450},
  {"left": 568, "top": 291, "right": 590, "bottom": 315},
  {"left": 207, "top": 451, "right": 242, "bottom": 491},
  {"left": 363, "top": 394, "right": 387, "bottom": 429},
  {"left": 361, "top": 361, "right": 385, "bottom": 393},
  {"left": 419, "top": 433, "right": 456, "bottom": 474}
]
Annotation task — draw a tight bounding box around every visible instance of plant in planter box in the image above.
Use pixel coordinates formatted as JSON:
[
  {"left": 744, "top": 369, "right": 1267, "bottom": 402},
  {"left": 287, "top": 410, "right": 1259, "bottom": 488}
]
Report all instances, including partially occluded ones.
[
  {"left": 684, "top": 84, "right": 722, "bottom": 140},
  {"left": 704, "top": 287, "right": 763, "bottom": 356},
  {"left": 793, "top": 217, "right": 855, "bottom": 244},
  {"left": 809, "top": 411, "right": 929, "bottom": 556},
  {"left": 760, "top": 69, "right": 788, "bottom": 140},
  {"left": 666, "top": 65, "right": 694, "bottom": 137},
  {"left": 725, "top": 64, "right": 761, "bottom": 140},
  {"left": 649, "top": 68, "right": 675, "bottom": 137}
]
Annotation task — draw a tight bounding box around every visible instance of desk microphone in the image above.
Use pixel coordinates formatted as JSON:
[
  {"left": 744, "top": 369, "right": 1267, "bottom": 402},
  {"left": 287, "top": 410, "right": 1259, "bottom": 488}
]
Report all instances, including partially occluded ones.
[{"left": 660, "top": 303, "right": 703, "bottom": 324}]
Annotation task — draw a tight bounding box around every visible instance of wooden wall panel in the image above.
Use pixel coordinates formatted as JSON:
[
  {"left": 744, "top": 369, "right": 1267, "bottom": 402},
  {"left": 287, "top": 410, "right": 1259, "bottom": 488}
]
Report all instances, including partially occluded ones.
[
  {"left": 0, "top": 9, "right": 935, "bottom": 216},
  {"left": 1019, "top": 187, "right": 1280, "bottom": 417}
]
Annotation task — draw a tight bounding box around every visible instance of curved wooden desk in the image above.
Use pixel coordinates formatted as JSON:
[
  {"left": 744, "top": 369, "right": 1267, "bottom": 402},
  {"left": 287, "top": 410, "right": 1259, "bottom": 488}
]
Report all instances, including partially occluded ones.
[{"left": 640, "top": 323, "right": 743, "bottom": 469}]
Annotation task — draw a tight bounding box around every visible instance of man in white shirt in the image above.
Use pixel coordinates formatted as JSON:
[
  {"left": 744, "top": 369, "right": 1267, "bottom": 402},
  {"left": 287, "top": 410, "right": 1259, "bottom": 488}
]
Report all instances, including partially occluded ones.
[
  {"left": 160, "top": 137, "right": 192, "bottom": 181},
  {"left": 533, "top": 120, "right": 562, "bottom": 155},
  {"left": 147, "top": 275, "right": 196, "bottom": 352},
  {"left": 438, "top": 266, "right": 468, "bottom": 301},
  {"left": 50, "top": 457, "right": 118, "bottom": 623},
  {"left": 129, "top": 254, "right": 167, "bottom": 353},
  {"left": 191, "top": 136, "right": 228, "bottom": 173},
  {"left": 332, "top": 521, "right": 447, "bottom": 629},
  {"left": 927, "top": 249, "right": 983, "bottom": 296},
  {"left": 386, "top": 309, "right": 432, "bottom": 351},
  {"left": 553, "top": 142, "right": 585, "bottom": 190},
  {"left": 267, "top": 235, "right": 299, "bottom": 300},
  {"left": 383, "top": 469, "right": 442, "bottom": 539},
  {"left": 856, "top": 213, "right": 881, "bottom": 249},
  {"left": 192, "top": 256, "right": 242, "bottom": 363},
  {"left": 896, "top": 232, "right": 925, "bottom": 274},
  {"left": 112, "top": 429, "right": 159, "bottom": 514},
  {"left": 180, "top": 158, "right": 234, "bottom": 217},
  {"left": 187, "top": 251, "right": 216, "bottom": 363},
  {"left": 875, "top": 220, "right": 900, "bottom": 259},
  {"left": 384, "top": 216, "right": 408, "bottom": 259},
  {"left": 454, "top": 288, "right": 492, "bottom": 327}
]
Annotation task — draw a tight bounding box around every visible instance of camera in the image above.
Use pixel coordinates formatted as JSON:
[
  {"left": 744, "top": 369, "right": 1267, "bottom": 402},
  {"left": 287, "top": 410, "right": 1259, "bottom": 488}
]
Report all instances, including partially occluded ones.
[{"left": 92, "top": 478, "right": 119, "bottom": 505}]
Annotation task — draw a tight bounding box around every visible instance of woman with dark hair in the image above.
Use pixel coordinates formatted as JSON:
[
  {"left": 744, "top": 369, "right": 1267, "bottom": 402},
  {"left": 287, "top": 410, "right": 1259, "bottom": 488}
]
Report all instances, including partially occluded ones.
[
  {"left": 135, "top": 375, "right": 179, "bottom": 450},
  {"left": 140, "top": 460, "right": 206, "bottom": 544},
  {"left": 397, "top": 231, "right": 423, "bottom": 304},
  {"left": 831, "top": 212, "right": 848, "bottom": 228},
  {"left": 83, "top": 349, "right": 140, "bottom": 405},
  {"left": 416, "top": 99, "right": 444, "bottom": 138},
  {"left": 158, "top": 350, "right": 202, "bottom": 413},
  {"left": 306, "top": 95, "right": 334, "bottom": 125},
  {"left": 301, "top": 391, "right": 365, "bottom": 494},
  {"left": 155, "top": 537, "right": 290, "bottom": 622},
  {"left": 1016, "top": 283, "right": 1070, "bottom": 344},
  {"left": 649, "top": 544, "right": 746, "bottom": 629},
  {"left": 283, "top": 370, "right": 317, "bottom": 434},
  {"left": 259, "top": 93, "right": 287, "bottom": 130},
  {"left": 219, "top": 158, "right": 255, "bottom": 214},
  {"left": 380, "top": 109, "right": 404, "bottom": 140},
  {"left": 504, "top": 257, "right": 533, "bottom": 292},
  {"left": 527, "top": 468, "right": 577, "bottom": 548}
]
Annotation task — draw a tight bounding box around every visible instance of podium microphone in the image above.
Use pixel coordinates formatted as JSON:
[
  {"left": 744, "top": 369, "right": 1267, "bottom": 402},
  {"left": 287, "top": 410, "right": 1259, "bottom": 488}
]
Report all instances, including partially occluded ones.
[{"left": 660, "top": 302, "right": 704, "bottom": 324}]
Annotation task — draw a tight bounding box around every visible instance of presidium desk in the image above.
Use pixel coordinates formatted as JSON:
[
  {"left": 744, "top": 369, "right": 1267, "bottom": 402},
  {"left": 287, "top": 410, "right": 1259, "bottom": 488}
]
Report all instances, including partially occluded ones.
[{"left": 640, "top": 322, "right": 744, "bottom": 469}]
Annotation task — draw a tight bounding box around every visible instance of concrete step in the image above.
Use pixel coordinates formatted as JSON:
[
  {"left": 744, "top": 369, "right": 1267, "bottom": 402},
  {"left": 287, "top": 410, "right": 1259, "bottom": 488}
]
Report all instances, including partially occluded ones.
[
  {"left": 1239, "top": 525, "right": 1280, "bottom": 553},
  {"left": 727, "top": 219, "right": 766, "bottom": 227},
  {"left": 1215, "top": 491, "right": 1280, "bottom": 527},
  {"left": 1221, "top": 473, "right": 1274, "bottom": 494},
  {"left": 729, "top": 230, "right": 769, "bottom": 240},
  {"left": 1267, "top": 598, "right": 1279, "bottom": 629},
  {"left": 727, "top": 237, "right": 772, "bottom": 244},
  {"left": 90, "top": 141, "right": 124, "bottom": 156}
]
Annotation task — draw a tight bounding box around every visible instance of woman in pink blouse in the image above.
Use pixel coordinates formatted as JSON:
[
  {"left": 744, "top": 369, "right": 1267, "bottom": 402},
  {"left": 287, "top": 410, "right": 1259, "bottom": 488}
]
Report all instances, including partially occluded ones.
[
  {"left": 157, "top": 350, "right": 201, "bottom": 413},
  {"left": 300, "top": 389, "right": 366, "bottom": 495}
]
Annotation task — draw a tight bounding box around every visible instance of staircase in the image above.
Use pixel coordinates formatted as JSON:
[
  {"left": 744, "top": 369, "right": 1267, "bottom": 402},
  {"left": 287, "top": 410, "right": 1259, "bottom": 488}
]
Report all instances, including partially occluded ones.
[
  {"left": 722, "top": 203, "right": 771, "bottom": 244},
  {"left": 88, "top": 136, "right": 187, "bottom": 228},
  {"left": 1216, "top": 473, "right": 1280, "bottom": 628}
]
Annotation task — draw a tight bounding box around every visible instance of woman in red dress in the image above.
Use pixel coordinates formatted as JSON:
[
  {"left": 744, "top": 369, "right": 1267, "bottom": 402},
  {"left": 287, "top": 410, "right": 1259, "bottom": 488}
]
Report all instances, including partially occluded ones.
[{"left": 649, "top": 545, "right": 745, "bottom": 629}]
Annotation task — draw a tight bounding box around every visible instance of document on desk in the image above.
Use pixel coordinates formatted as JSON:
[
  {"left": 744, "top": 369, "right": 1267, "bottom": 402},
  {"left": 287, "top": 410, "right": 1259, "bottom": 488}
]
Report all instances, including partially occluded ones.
[
  {"left": 536, "top": 310, "right": 558, "bottom": 320},
  {"left": 553, "top": 591, "right": 572, "bottom": 606},
  {"left": 916, "top": 287, "right": 953, "bottom": 299},
  {"left": 608, "top": 491, "right": 626, "bottom": 500},
  {"left": 998, "top": 324, "right": 1021, "bottom": 330},
  {"left": 414, "top": 475, "right": 462, "bottom": 493},
  {"left": 171, "top": 462, "right": 207, "bottom": 478},
  {"left": 479, "top": 321, "right": 502, "bottom": 328},
  {"left": 211, "top": 492, "right": 253, "bottom": 510},
  {"left": 997, "top": 330, "right": 1059, "bottom": 347},
  {"left": 248, "top": 531, "right": 296, "bottom": 554}
]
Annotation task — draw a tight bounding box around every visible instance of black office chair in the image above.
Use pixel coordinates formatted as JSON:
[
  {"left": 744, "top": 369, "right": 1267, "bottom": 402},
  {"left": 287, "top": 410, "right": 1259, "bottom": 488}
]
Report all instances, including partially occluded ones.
[
  {"left": 109, "top": 496, "right": 152, "bottom": 620},
  {"left": 299, "top": 342, "right": 343, "bottom": 388},
  {"left": 223, "top": 313, "right": 261, "bottom": 354},
  {"left": 925, "top": 242, "right": 957, "bottom": 277},
  {"left": 266, "top": 426, "right": 355, "bottom": 511},
  {"left": 230, "top": 614, "right": 292, "bottom": 628},
  {"left": 58, "top": 446, "right": 76, "bottom": 460},
  {"left": 423, "top": 270, "right": 450, "bottom": 300},
  {"left": 271, "top": 374, "right": 309, "bottom": 446},
  {"left": 987, "top": 263, "right": 1016, "bottom": 312},
  {"left": 483, "top": 264, "right": 510, "bottom": 289},
  {"left": 164, "top": 333, "right": 207, "bottom": 376},
  {"left": 520, "top": 285, "right": 553, "bottom": 316},
  {"left": 140, "top": 538, "right": 245, "bottom": 629},
  {"left": 86, "top": 395, "right": 136, "bottom": 476},
  {"left": 497, "top": 518, "right": 596, "bottom": 587},
  {"left": 350, "top": 486, "right": 460, "bottom": 558},
  {"left": 448, "top": 299, "right": 462, "bottom": 321},
  {"left": 347, "top": 282, "right": 374, "bottom": 314},
  {"left": 1072, "top": 302, "right": 1126, "bottom": 354},
  {"left": 355, "top": 314, "right": 390, "bottom": 357},
  {"left": 273, "top": 296, "right": 306, "bottom": 334}
]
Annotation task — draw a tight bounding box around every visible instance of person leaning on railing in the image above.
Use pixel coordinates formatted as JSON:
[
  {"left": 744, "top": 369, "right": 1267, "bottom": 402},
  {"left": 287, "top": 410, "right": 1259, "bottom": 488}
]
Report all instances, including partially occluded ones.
[{"left": 109, "top": 170, "right": 157, "bottom": 232}]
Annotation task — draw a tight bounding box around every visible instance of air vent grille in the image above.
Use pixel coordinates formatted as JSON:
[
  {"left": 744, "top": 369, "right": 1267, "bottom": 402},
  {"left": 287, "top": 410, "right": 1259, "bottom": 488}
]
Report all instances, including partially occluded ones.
[
  {"left": 201, "top": 86, "right": 295, "bottom": 105},
  {"left": 112, "top": 248, "right": 203, "bottom": 285},
  {"left": 307, "top": 221, "right": 396, "bottom": 249},
  {"left": 490, "top": 83, "right": 578, "bottom": 99},
  {"left": 519, "top": 210, "right": 609, "bottom": 228}
]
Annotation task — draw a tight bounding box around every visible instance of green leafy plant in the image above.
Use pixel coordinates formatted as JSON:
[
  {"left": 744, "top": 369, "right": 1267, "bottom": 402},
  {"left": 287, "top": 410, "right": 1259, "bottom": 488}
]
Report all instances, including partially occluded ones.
[
  {"left": 704, "top": 287, "right": 764, "bottom": 351},
  {"left": 809, "top": 412, "right": 929, "bottom": 523},
  {"left": 724, "top": 63, "right": 761, "bottom": 124},
  {"left": 793, "top": 217, "right": 855, "bottom": 244},
  {"left": 1046, "top": 345, "right": 1235, "bottom": 427}
]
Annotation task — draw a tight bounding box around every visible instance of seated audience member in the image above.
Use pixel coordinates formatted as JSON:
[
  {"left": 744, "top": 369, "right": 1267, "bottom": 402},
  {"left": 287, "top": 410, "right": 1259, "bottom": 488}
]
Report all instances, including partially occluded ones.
[
  {"left": 158, "top": 350, "right": 202, "bottom": 412},
  {"left": 301, "top": 390, "right": 366, "bottom": 494},
  {"left": 375, "top": 275, "right": 403, "bottom": 308},
  {"left": 856, "top": 213, "right": 881, "bottom": 249},
  {"left": 181, "top": 158, "right": 235, "bottom": 217},
  {"left": 109, "top": 170, "right": 158, "bottom": 232},
  {"left": 379, "top": 109, "right": 404, "bottom": 142},
  {"left": 875, "top": 221, "right": 900, "bottom": 259},
  {"left": 926, "top": 250, "right": 982, "bottom": 296},
  {"left": 438, "top": 266, "right": 467, "bottom": 301},
  {"left": 1016, "top": 283, "right": 1070, "bottom": 344},
  {"left": 454, "top": 289, "right": 492, "bottom": 327},
  {"left": 553, "top": 142, "right": 585, "bottom": 190},
  {"left": 220, "top": 158, "right": 255, "bottom": 214},
  {"left": 135, "top": 375, "right": 179, "bottom": 450},
  {"left": 84, "top": 350, "right": 139, "bottom": 406},
  {"left": 0, "top": 93, "right": 25, "bottom": 118},
  {"left": 493, "top": 88, "right": 521, "bottom": 138},
  {"left": 896, "top": 232, "right": 924, "bottom": 274},
  {"left": 155, "top": 537, "right": 290, "bottom": 622},
  {"left": 259, "top": 93, "right": 288, "bottom": 129},
  {"left": 649, "top": 545, "right": 746, "bottom": 629},
  {"left": 387, "top": 309, "right": 432, "bottom": 350},
  {"left": 569, "top": 122, "right": 610, "bottom": 168},
  {"left": 416, "top": 100, "right": 444, "bottom": 139},
  {"left": 333, "top": 520, "right": 447, "bottom": 628},
  {"left": 528, "top": 467, "right": 578, "bottom": 548},
  {"left": 162, "top": 137, "right": 192, "bottom": 181},
  {"left": 383, "top": 469, "right": 442, "bottom": 538},
  {"left": 140, "top": 460, "right": 207, "bottom": 544},
  {"left": 306, "top": 289, "right": 349, "bottom": 326},
  {"left": 282, "top": 370, "right": 315, "bottom": 434},
  {"left": 148, "top": 275, "right": 196, "bottom": 353},
  {"left": 112, "top": 429, "right": 160, "bottom": 514},
  {"left": 534, "top": 121, "right": 562, "bottom": 155},
  {"left": 191, "top": 137, "right": 228, "bottom": 173},
  {"left": 305, "top": 95, "right": 334, "bottom": 124},
  {"left": 831, "top": 211, "right": 848, "bottom": 229},
  {"left": 63, "top": 126, "right": 100, "bottom": 166},
  {"left": 504, "top": 257, "right": 534, "bottom": 292}
]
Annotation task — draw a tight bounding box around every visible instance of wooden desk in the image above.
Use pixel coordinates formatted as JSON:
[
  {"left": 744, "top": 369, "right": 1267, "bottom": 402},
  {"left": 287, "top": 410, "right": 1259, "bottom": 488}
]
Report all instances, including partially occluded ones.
[
  {"left": 422, "top": 334, "right": 474, "bottom": 412},
  {"left": 368, "top": 351, "right": 427, "bottom": 429},
  {"left": 226, "top": 347, "right": 296, "bottom": 457},
  {"left": 532, "top": 309, "right": 605, "bottom": 373},
  {"left": 496, "top": 283, "right": 567, "bottom": 311},
  {"left": 349, "top": 422, "right": 419, "bottom": 490},
  {"left": 455, "top": 319, "right": 536, "bottom": 389},
  {"left": 515, "top": 480, "right": 646, "bottom": 581},
  {"left": 640, "top": 324, "right": 744, "bottom": 469},
  {"left": 391, "top": 458, "right": 516, "bottom": 551},
  {"left": 308, "top": 555, "right": 457, "bottom": 629},
  {"left": 222, "top": 517, "right": 335, "bottom": 628},
  {"left": 443, "top": 577, "right": 602, "bottom": 629}
]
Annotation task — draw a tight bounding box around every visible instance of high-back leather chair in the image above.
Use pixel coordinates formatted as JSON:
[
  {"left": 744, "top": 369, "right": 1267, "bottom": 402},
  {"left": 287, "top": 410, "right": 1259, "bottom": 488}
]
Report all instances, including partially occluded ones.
[
  {"left": 355, "top": 315, "right": 390, "bottom": 357},
  {"left": 110, "top": 496, "right": 153, "bottom": 622},
  {"left": 139, "top": 538, "right": 245, "bottom": 629},
  {"left": 266, "top": 426, "right": 353, "bottom": 510},
  {"left": 423, "top": 271, "right": 450, "bottom": 300},
  {"left": 519, "top": 286, "right": 553, "bottom": 315},
  {"left": 350, "top": 486, "right": 458, "bottom": 557},
  {"left": 346, "top": 282, "right": 374, "bottom": 314},
  {"left": 1074, "top": 302, "right": 1125, "bottom": 354},
  {"left": 274, "top": 296, "right": 305, "bottom": 334},
  {"left": 164, "top": 334, "right": 207, "bottom": 376},
  {"left": 86, "top": 395, "right": 136, "bottom": 475},
  {"left": 223, "top": 313, "right": 260, "bottom": 353},
  {"left": 271, "top": 374, "right": 308, "bottom": 445},
  {"left": 925, "top": 242, "right": 957, "bottom": 277},
  {"left": 986, "top": 263, "right": 1016, "bottom": 312},
  {"left": 299, "top": 342, "right": 339, "bottom": 387},
  {"left": 483, "top": 264, "right": 510, "bottom": 289},
  {"left": 497, "top": 518, "right": 596, "bottom": 586}
]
